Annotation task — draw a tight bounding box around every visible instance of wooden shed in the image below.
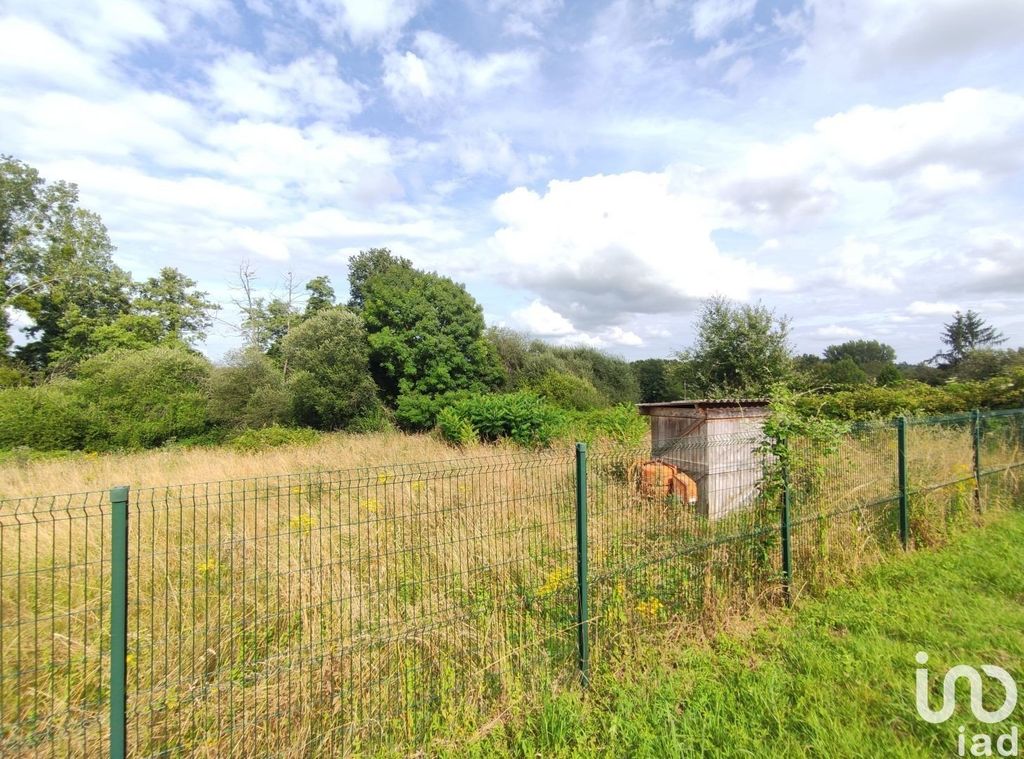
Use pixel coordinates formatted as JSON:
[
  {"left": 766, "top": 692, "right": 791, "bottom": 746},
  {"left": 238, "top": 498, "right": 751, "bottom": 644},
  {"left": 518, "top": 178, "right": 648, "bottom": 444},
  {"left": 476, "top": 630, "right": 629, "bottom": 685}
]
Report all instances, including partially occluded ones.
[{"left": 636, "top": 399, "right": 769, "bottom": 520}]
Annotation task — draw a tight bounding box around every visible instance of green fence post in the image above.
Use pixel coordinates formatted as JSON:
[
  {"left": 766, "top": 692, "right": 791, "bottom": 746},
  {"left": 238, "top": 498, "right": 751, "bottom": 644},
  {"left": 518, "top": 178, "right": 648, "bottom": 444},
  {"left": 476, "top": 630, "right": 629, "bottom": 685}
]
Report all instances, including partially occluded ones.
[
  {"left": 780, "top": 437, "right": 792, "bottom": 605},
  {"left": 972, "top": 410, "right": 983, "bottom": 513},
  {"left": 897, "top": 417, "right": 909, "bottom": 550},
  {"left": 574, "top": 443, "right": 590, "bottom": 686},
  {"left": 110, "top": 485, "right": 129, "bottom": 759}
]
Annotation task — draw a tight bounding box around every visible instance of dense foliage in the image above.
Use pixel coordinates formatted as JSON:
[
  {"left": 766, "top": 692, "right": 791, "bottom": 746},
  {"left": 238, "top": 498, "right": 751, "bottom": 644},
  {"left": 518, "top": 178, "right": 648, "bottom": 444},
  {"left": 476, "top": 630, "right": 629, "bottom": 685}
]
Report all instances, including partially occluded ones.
[{"left": 3, "top": 156, "right": 1023, "bottom": 455}]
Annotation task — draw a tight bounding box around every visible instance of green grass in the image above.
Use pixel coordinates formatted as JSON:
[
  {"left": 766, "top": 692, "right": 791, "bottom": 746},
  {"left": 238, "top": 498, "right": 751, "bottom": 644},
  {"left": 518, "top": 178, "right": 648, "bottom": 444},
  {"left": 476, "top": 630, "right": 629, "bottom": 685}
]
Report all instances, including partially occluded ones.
[{"left": 460, "top": 509, "right": 1024, "bottom": 758}]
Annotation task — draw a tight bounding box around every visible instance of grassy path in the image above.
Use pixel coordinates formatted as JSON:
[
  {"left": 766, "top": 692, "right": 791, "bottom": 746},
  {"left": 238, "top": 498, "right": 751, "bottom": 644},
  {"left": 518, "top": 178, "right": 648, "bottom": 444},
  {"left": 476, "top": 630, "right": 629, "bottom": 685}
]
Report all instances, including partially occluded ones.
[{"left": 462, "top": 510, "right": 1024, "bottom": 757}]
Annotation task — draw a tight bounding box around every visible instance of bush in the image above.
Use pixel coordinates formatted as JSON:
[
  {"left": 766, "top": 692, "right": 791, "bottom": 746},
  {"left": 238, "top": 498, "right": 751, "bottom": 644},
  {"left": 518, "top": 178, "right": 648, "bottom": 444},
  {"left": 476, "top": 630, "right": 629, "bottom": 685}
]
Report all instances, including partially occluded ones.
[
  {"left": 437, "top": 392, "right": 561, "bottom": 447},
  {"left": 532, "top": 370, "right": 606, "bottom": 411},
  {"left": 74, "top": 346, "right": 211, "bottom": 449},
  {"left": 394, "top": 390, "right": 474, "bottom": 431},
  {"left": 0, "top": 382, "right": 93, "bottom": 450},
  {"left": 436, "top": 407, "right": 478, "bottom": 446},
  {"left": 209, "top": 349, "right": 290, "bottom": 430},
  {"left": 229, "top": 425, "right": 319, "bottom": 453},
  {"left": 282, "top": 309, "right": 381, "bottom": 430},
  {"left": 558, "top": 404, "right": 649, "bottom": 446}
]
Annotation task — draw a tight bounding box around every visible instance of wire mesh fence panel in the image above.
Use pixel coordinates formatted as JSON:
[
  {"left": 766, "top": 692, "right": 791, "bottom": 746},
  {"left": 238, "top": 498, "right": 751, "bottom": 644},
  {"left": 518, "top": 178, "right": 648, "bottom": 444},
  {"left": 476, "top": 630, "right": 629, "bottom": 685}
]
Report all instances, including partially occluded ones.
[
  {"left": 123, "top": 450, "right": 578, "bottom": 757},
  {"left": 979, "top": 410, "right": 1024, "bottom": 511},
  {"left": 585, "top": 434, "right": 780, "bottom": 659},
  {"left": 907, "top": 415, "right": 978, "bottom": 547},
  {"left": 0, "top": 491, "right": 111, "bottom": 758},
  {"left": 2, "top": 408, "right": 1024, "bottom": 758},
  {"left": 787, "top": 423, "right": 901, "bottom": 598}
]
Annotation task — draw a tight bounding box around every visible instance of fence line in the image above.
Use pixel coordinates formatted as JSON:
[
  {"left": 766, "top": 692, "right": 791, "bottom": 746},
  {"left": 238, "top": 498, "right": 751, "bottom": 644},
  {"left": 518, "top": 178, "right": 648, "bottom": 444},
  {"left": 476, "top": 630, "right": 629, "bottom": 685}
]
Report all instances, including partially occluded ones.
[{"left": 1, "top": 408, "right": 1023, "bottom": 757}]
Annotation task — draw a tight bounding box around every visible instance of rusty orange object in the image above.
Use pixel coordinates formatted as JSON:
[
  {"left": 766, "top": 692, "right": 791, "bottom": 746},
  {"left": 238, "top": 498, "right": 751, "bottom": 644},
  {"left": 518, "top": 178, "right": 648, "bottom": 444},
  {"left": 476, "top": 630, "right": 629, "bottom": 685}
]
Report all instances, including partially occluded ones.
[{"left": 629, "top": 460, "right": 698, "bottom": 504}]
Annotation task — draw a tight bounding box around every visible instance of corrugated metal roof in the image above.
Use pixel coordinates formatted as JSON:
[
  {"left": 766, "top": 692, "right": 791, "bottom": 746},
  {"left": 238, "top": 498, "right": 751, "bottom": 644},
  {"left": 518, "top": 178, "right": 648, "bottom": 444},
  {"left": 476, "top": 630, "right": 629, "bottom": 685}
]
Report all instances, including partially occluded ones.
[{"left": 636, "top": 398, "right": 770, "bottom": 412}]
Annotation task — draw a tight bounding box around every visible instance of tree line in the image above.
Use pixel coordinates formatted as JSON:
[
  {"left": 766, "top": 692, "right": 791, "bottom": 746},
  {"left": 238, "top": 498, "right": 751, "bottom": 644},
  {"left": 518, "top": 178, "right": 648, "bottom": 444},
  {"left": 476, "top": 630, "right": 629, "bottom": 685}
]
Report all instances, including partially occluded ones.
[{"left": 2, "top": 156, "right": 1022, "bottom": 452}]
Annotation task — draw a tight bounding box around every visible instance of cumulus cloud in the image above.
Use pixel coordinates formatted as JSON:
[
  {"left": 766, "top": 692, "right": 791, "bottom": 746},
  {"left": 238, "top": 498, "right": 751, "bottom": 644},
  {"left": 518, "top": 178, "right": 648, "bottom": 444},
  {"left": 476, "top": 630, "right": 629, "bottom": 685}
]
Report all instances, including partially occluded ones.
[
  {"left": 490, "top": 171, "right": 793, "bottom": 330},
  {"left": 715, "top": 88, "right": 1024, "bottom": 230},
  {"left": 511, "top": 299, "right": 575, "bottom": 336},
  {"left": 207, "top": 51, "right": 361, "bottom": 122}
]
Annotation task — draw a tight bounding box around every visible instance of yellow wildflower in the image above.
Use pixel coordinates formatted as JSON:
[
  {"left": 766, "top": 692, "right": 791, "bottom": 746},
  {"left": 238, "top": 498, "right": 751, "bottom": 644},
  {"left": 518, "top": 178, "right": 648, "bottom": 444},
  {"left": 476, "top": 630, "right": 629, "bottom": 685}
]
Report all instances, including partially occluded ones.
[{"left": 635, "top": 597, "right": 663, "bottom": 620}]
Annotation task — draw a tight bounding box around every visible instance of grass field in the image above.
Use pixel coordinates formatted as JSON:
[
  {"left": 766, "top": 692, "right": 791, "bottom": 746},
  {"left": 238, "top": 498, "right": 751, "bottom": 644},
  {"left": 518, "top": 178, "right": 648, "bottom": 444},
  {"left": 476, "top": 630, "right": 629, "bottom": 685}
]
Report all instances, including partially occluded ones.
[
  {"left": 0, "top": 414, "right": 1021, "bottom": 756},
  {"left": 464, "top": 508, "right": 1024, "bottom": 757}
]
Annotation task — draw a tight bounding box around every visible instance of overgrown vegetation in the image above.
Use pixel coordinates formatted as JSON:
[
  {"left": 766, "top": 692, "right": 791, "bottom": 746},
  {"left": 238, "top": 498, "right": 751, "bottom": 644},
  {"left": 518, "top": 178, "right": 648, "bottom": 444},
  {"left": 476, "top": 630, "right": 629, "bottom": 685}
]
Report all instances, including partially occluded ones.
[
  {"left": 466, "top": 510, "right": 1024, "bottom": 757},
  {"left": 3, "top": 155, "right": 1023, "bottom": 455}
]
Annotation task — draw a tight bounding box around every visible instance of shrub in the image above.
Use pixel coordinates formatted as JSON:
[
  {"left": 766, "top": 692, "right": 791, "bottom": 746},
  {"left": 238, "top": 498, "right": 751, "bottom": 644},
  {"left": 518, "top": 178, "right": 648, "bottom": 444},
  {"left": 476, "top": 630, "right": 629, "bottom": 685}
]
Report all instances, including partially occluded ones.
[
  {"left": 436, "top": 407, "right": 478, "bottom": 446},
  {"left": 438, "top": 392, "right": 561, "bottom": 447},
  {"left": 74, "top": 346, "right": 211, "bottom": 449},
  {"left": 281, "top": 309, "right": 381, "bottom": 430},
  {"left": 209, "top": 349, "right": 290, "bottom": 430},
  {"left": 559, "top": 404, "right": 649, "bottom": 446},
  {"left": 230, "top": 425, "right": 319, "bottom": 453},
  {"left": 0, "top": 382, "right": 93, "bottom": 450},
  {"left": 394, "top": 390, "right": 474, "bottom": 431},
  {"left": 533, "top": 370, "right": 606, "bottom": 411}
]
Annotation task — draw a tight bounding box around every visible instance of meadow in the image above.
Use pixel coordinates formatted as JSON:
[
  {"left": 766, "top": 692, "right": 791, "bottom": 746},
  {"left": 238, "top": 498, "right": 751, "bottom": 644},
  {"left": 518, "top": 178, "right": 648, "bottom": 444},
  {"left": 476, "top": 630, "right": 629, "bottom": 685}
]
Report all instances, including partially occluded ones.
[{"left": 0, "top": 411, "right": 1022, "bottom": 757}]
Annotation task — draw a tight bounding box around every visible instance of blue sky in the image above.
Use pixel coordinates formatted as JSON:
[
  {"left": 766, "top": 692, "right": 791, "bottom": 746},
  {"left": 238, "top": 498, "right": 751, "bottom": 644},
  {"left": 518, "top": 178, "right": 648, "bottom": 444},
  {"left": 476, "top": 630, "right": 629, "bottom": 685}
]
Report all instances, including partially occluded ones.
[{"left": 2, "top": 0, "right": 1023, "bottom": 362}]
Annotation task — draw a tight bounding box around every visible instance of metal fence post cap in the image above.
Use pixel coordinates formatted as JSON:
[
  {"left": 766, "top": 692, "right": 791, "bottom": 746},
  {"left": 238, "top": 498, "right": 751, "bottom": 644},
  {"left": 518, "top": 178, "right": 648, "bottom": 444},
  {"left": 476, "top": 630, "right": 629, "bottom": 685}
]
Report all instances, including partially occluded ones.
[{"left": 110, "top": 485, "right": 130, "bottom": 502}]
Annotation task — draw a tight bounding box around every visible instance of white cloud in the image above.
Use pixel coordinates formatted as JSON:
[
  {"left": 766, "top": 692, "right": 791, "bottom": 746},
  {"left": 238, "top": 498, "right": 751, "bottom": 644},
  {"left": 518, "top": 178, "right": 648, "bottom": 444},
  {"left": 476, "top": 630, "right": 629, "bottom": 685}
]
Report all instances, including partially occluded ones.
[
  {"left": 511, "top": 299, "right": 575, "bottom": 336},
  {"left": 691, "top": 0, "right": 757, "bottom": 40},
  {"left": 383, "top": 32, "right": 538, "bottom": 110},
  {"left": 300, "top": 0, "right": 423, "bottom": 44},
  {"left": 490, "top": 171, "right": 793, "bottom": 330},
  {"left": 800, "top": 0, "right": 1024, "bottom": 74},
  {"left": 908, "top": 301, "right": 961, "bottom": 316},
  {"left": 207, "top": 51, "right": 361, "bottom": 122},
  {"left": 216, "top": 227, "right": 291, "bottom": 261},
  {"left": 715, "top": 88, "right": 1024, "bottom": 231},
  {"left": 813, "top": 325, "right": 862, "bottom": 339},
  {"left": 819, "top": 239, "right": 901, "bottom": 294},
  {"left": 0, "top": 18, "right": 111, "bottom": 92}
]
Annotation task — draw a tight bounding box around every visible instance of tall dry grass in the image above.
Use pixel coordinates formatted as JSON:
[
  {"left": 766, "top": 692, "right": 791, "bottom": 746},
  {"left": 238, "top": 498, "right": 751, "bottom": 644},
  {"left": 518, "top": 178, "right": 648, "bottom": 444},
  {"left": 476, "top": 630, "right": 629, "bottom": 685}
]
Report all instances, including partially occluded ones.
[{"left": 1, "top": 420, "right": 1022, "bottom": 757}]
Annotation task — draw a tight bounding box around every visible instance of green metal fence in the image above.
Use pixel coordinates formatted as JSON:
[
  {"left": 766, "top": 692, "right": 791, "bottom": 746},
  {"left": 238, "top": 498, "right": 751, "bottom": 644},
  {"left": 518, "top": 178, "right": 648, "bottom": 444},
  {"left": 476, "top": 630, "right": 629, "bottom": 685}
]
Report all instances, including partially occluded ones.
[{"left": 2, "top": 408, "right": 1023, "bottom": 757}]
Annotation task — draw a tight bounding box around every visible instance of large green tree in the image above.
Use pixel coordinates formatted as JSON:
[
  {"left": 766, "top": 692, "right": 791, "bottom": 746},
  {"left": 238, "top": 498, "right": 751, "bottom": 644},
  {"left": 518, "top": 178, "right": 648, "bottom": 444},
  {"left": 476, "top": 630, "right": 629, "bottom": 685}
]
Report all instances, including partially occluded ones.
[
  {"left": 823, "top": 340, "right": 896, "bottom": 380},
  {"left": 281, "top": 308, "right": 380, "bottom": 429},
  {"left": 932, "top": 310, "right": 1006, "bottom": 368},
  {"left": 359, "top": 263, "right": 504, "bottom": 403},
  {"left": 677, "top": 296, "right": 792, "bottom": 398},
  {"left": 1, "top": 156, "right": 133, "bottom": 368},
  {"left": 347, "top": 248, "right": 412, "bottom": 310}
]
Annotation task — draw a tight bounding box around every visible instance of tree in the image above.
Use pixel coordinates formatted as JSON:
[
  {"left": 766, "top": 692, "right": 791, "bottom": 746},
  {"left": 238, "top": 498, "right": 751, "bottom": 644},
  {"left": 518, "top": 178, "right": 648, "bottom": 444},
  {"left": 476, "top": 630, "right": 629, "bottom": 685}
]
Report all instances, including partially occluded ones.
[
  {"left": 281, "top": 308, "right": 380, "bottom": 429},
  {"left": 0, "top": 158, "right": 133, "bottom": 368},
  {"left": 632, "top": 358, "right": 674, "bottom": 403},
  {"left": 347, "top": 248, "right": 412, "bottom": 310},
  {"left": 932, "top": 310, "right": 1006, "bottom": 368},
  {"left": 819, "top": 357, "right": 869, "bottom": 387},
  {"left": 0, "top": 158, "right": 214, "bottom": 370},
  {"left": 951, "top": 347, "right": 1024, "bottom": 382},
  {"left": 823, "top": 340, "right": 896, "bottom": 380},
  {"left": 232, "top": 264, "right": 302, "bottom": 361},
  {"left": 678, "top": 297, "right": 792, "bottom": 398},
  {"left": 208, "top": 348, "right": 290, "bottom": 430},
  {"left": 556, "top": 346, "right": 640, "bottom": 404},
  {"left": 134, "top": 267, "right": 218, "bottom": 346},
  {"left": 359, "top": 264, "right": 504, "bottom": 403},
  {"left": 304, "top": 275, "right": 335, "bottom": 316}
]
